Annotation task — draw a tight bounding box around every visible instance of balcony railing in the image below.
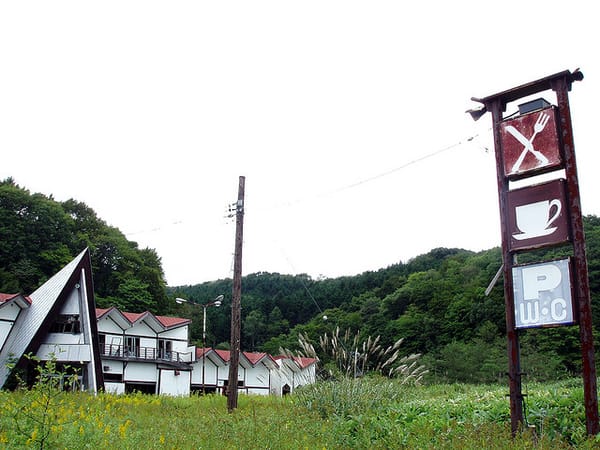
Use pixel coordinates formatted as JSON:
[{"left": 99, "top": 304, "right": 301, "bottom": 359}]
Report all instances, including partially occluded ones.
[{"left": 100, "top": 344, "right": 191, "bottom": 363}]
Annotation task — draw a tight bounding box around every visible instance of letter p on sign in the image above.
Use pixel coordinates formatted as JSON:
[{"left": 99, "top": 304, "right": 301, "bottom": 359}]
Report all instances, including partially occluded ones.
[{"left": 522, "top": 264, "right": 562, "bottom": 300}]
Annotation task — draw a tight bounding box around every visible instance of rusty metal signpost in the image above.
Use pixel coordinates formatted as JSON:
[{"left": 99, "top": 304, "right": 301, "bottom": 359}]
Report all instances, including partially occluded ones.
[{"left": 471, "top": 69, "right": 599, "bottom": 435}]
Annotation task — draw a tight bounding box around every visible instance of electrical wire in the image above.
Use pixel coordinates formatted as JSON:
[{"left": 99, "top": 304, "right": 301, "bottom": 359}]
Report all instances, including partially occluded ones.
[{"left": 125, "top": 131, "right": 487, "bottom": 237}]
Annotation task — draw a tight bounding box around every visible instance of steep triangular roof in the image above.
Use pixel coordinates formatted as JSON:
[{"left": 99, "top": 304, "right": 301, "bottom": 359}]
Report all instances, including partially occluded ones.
[{"left": 0, "top": 249, "right": 104, "bottom": 390}]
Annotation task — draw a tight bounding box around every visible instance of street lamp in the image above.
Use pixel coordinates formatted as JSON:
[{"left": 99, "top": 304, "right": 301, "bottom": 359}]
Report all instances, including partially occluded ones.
[{"left": 175, "top": 295, "right": 223, "bottom": 393}]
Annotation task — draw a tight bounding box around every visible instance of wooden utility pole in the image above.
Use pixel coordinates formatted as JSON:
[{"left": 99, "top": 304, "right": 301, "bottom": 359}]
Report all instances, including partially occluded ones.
[{"left": 227, "top": 176, "right": 245, "bottom": 412}]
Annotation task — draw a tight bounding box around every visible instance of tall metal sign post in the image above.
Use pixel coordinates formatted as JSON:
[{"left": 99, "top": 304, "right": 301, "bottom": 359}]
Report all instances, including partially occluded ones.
[
  {"left": 227, "top": 176, "right": 245, "bottom": 412},
  {"left": 471, "top": 69, "right": 599, "bottom": 435}
]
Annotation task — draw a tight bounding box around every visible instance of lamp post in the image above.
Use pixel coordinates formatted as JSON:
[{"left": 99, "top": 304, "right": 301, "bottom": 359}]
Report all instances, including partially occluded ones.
[{"left": 176, "top": 295, "right": 223, "bottom": 393}]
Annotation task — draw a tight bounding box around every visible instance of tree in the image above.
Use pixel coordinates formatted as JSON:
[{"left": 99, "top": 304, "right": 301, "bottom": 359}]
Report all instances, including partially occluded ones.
[
  {"left": 243, "top": 310, "right": 266, "bottom": 351},
  {"left": 0, "top": 179, "right": 169, "bottom": 314}
]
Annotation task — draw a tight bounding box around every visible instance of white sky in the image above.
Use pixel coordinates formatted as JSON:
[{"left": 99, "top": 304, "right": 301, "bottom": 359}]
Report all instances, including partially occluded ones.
[{"left": 2, "top": 1, "right": 599, "bottom": 286}]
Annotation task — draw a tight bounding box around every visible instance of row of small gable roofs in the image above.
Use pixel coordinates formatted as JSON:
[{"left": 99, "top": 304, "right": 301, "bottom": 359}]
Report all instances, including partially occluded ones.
[
  {"left": 96, "top": 307, "right": 191, "bottom": 330},
  {"left": 0, "top": 292, "right": 32, "bottom": 306},
  {"left": 198, "top": 348, "right": 316, "bottom": 368}
]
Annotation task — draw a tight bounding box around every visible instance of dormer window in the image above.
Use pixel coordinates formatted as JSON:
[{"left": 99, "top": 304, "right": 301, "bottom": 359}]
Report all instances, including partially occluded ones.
[{"left": 50, "top": 314, "right": 81, "bottom": 334}]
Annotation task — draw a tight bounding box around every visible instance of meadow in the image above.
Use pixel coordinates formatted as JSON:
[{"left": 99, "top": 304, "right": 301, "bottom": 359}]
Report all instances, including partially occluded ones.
[{"left": 2, "top": 377, "right": 600, "bottom": 449}]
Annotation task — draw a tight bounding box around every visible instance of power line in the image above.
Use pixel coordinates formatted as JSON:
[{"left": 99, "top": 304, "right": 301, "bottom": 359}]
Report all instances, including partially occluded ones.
[
  {"left": 256, "top": 132, "right": 484, "bottom": 214},
  {"left": 125, "top": 131, "right": 485, "bottom": 237},
  {"left": 330, "top": 135, "right": 479, "bottom": 195}
]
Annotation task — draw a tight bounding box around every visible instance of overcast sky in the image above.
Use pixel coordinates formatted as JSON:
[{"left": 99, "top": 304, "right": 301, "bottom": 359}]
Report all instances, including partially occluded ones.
[{"left": 2, "top": 1, "right": 599, "bottom": 286}]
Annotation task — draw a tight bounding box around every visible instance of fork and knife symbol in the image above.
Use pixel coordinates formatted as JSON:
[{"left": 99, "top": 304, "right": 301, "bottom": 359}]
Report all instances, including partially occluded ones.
[{"left": 506, "top": 112, "right": 550, "bottom": 173}]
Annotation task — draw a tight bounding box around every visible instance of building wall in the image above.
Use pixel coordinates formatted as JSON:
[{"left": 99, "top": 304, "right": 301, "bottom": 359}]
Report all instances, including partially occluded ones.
[
  {"left": 97, "top": 316, "right": 123, "bottom": 334},
  {"left": 0, "top": 303, "right": 20, "bottom": 351},
  {"left": 125, "top": 362, "right": 157, "bottom": 383},
  {"left": 36, "top": 343, "right": 91, "bottom": 362},
  {"left": 0, "top": 302, "right": 21, "bottom": 321},
  {"left": 105, "top": 381, "right": 125, "bottom": 394},
  {"left": 159, "top": 369, "right": 191, "bottom": 396},
  {"left": 245, "top": 364, "right": 271, "bottom": 394},
  {"left": 190, "top": 359, "right": 220, "bottom": 385}
]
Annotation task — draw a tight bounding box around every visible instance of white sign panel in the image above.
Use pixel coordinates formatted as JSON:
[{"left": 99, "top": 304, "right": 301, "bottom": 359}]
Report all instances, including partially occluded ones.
[{"left": 512, "top": 259, "right": 575, "bottom": 329}]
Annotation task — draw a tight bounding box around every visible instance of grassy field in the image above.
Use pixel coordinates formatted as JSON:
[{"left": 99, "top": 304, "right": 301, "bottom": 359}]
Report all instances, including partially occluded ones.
[{"left": 2, "top": 377, "right": 600, "bottom": 449}]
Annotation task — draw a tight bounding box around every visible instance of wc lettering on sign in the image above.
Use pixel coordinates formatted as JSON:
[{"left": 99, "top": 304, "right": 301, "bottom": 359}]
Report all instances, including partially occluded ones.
[{"left": 512, "top": 259, "right": 575, "bottom": 329}]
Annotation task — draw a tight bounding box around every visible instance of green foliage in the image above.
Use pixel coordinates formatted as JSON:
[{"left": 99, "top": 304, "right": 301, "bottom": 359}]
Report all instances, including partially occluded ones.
[
  {"left": 5, "top": 177, "right": 600, "bottom": 385},
  {"left": 5, "top": 354, "right": 81, "bottom": 449},
  {"left": 0, "top": 178, "right": 168, "bottom": 314},
  {"left": 2, "top": 378, "right": 598, "bottom": 448},
  {"left": 174, "top": 218, "right": 600, "bottom": 382},
  {"left": 292, "top": 378, "right": 598, "bottom": 448}
]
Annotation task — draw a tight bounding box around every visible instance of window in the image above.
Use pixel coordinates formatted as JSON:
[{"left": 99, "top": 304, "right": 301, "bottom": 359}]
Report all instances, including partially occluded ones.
[
  {"left": 158, "top": 339, "right": 172, "bottom": 360},
  {"left": 103, "top": 372, "right": 123, "bottom": 382},
  {"left": 50, "top": 315, "right": 81, "bottom": 334},
  {"left": 98, "top": 334, "right": 106, "bottom": 355},
  {"left": 124, "top": 336, "right": 140, "bottom": 357}
]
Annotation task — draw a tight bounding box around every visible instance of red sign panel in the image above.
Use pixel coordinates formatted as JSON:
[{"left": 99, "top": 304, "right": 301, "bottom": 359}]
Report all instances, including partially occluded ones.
[
  {"left": 507, "top": 179, "right": 570, "bottom": 251},
  {"left": 500, "top": 107, "right": 561, "bottom": 178}
]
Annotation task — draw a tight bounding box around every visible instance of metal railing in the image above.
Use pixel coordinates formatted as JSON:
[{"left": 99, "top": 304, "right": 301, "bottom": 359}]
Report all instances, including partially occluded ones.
[{"left": 100, "top": 344, "right": 191, "bottom": 362}]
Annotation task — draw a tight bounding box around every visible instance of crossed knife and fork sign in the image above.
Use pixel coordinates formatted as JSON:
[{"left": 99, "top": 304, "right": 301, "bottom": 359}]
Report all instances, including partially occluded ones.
[{"left": 506, "top": 111, "right": 551, "bottom": 173}]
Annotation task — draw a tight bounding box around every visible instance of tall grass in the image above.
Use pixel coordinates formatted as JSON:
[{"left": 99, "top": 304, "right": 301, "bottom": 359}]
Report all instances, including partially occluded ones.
[
  {"left": 294, "top": 327, "right": 428, "bottom": 382},
  {"left": 2, "top": 378, "right": 600, "bottom": 448},
  {"left": 292, "top": 377, "right": 600, "bottom": 448}
]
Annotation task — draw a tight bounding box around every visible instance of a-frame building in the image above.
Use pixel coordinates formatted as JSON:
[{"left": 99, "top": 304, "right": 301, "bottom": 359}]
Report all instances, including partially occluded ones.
[{"left": 0, "top": 248, "right": 104, "bottom": 391}]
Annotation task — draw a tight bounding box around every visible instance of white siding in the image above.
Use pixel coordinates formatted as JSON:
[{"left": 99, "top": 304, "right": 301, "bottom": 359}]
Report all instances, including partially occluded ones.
[
  {"left": 59, "top": 289, "right": 80, "bottom": 315},
  {"left": 190, "top": 359, "right": 220, "bottom": 385},
  {"left": 159, "top": 369, "right": 191, "bottom": 396},
  {"left": 127, "top": 321, "right": 154, "bottom": 337},
  {"left": 125, "top": 362, "right": 157, "bottom": 382},
  {"left": 44, "top": 332, "right": 84, "bottom": 345},
  {"left": 0, "top": 321, "right": 13, "bottom": 351},
  {"left": 36, "top": 344, "right": 92, "bottom": 362},
  {"left": 97, "top": 316, "right": 124, "bottom": 334},
  {"left": 102, "top": 359, "right": 123, "bottom": 374},
  {"left": 159, "top": 327, "right": 187, "bottom": 340},
  {"left": 245, "top": 365, "right": 271, "bottom": 394},
  {"left": 105, "top": 382, "right": 125, "bottom": 394},
  {"left": 0, "top": 302, "right": 20, "bottom": 321}
]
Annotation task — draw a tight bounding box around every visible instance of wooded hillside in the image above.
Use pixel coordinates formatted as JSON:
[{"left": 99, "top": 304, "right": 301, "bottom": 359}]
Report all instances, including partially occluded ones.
[
  {"left": 3, "top": 178, "right": 600, "bottom": 382},
  {"left": 0, "top": 178, "right": 169, "bottom": 313}
]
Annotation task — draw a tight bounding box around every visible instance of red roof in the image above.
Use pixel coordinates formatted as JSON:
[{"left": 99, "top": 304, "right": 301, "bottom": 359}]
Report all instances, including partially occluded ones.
[
  {"left": 0, "top": 293, "right": 32, "bottom": 305},
  {"left": 155, "top": 314, "right": 191, "bottom": 328},
  {"left": 294, "top": 357, "right": 317, "bottom": 369},
  {"left": 0, "top": 293, "right": 16, "bottom": 303},
  {"left": 95, "top": 307, "right": 112, "bottom": 317},
  {"left": 244, "top": 352, "right": 268, "bottom": 365},
  {"left": 214, "top": 349, "right": 231, "bottom": 362},
  {"left": 95, "top": 308, "right": 190, "bottom": 329},
  {"left": 274, "top": 355, "right": 317, "bottom": 369},
  {"left": 122, "top": 311, "right": 145, "bottom": 323},
  {"left": 196, "top": 347, "right": 208, "bottom": 358},
  {"left": 210, "top": 350, "right": 277, "bottom": 366}
]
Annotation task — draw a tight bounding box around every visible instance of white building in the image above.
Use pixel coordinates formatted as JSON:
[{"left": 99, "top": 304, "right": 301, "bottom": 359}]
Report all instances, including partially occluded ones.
[
  {"left": 1, "top": 250, "right": 317, "bottom": 396},
  {"left": 96, "top": 307, "right": 194, "bottom": 396},
  {"left": 0, "top": 249, "right": 104, "bottom": 392}
]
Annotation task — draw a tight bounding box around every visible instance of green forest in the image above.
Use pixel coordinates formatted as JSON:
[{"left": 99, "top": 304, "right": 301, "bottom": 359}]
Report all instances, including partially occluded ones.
[{"left": 2, "top": 177, "right": 600, "bottom": 383}]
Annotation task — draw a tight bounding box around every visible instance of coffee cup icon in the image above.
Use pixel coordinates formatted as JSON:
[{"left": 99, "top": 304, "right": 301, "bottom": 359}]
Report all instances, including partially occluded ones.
[{"left": 513, "top": 199, "right": 561, "bottom": 240}]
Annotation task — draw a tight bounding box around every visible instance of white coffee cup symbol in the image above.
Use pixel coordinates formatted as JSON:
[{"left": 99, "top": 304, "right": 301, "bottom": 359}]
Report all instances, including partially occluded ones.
[{"left": 514, "top": 199, "right": 561, "bottom": 238}]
